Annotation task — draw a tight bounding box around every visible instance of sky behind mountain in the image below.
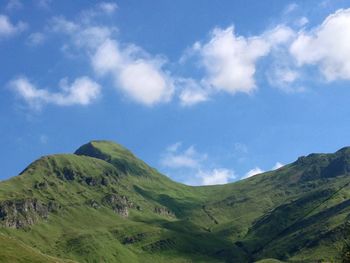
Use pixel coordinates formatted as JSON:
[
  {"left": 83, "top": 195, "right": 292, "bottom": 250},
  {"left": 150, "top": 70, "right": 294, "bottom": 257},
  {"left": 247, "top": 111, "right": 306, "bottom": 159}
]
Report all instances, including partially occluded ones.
[{"left": 1, "top": 0, "right": 350, "bottom": 185}]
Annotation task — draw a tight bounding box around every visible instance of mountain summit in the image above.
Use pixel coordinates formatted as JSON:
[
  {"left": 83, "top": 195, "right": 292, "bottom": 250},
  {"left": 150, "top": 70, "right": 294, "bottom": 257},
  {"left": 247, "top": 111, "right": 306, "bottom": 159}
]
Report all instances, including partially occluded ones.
[{"left": 1, "top": 141, "right": 350, "bottom": 262}]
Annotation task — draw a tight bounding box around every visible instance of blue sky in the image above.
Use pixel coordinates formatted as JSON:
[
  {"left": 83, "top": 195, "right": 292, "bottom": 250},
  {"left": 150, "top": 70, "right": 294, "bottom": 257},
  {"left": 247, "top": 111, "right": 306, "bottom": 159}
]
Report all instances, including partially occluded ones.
[{"left": 1, "top": 0, "right": 350, "bottom": 185}]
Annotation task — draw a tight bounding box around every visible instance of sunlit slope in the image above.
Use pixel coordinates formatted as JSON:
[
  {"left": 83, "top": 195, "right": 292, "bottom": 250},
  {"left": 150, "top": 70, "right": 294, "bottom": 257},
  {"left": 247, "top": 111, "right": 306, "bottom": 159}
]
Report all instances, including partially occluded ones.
[{"left": 1, "top": 140, "right": 350, "bottom": 262}]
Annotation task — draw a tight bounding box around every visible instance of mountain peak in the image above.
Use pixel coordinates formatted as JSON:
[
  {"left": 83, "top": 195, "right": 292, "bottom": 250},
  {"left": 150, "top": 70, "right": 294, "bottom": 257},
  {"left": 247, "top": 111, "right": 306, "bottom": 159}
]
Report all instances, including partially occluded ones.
[
  {"left": 75, "top": 140, "right": 136, "bottom": 160},
  {"left": 75, "top": 140, "right": 153, "bottom": 177}
]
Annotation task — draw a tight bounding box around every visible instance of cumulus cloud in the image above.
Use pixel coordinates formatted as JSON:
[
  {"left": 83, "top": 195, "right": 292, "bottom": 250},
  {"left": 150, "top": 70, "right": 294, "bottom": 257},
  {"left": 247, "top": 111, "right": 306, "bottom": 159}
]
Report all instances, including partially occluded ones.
[
  {"left": 180, "top": 24, "right": 295, "bottom": 105},
  {"left": 92, "top": 39, "right": 174, "bottom": 105},
  {"left": 196, "top": 26, "right": 270, "bottom": 94},
  {"left": 9, "top": 76, "right": 101, "bottom": 109},
  {"left": 264, "top": 25, "right": 295, "bottom": 46},
  {"left": 118, "top": 61, "right": 174, "bottom": 105},
  {"left": 197, "top": 168, "right": 235, "bottom": 185},
  {"left": 243, "top": 167, "right": 264, "bottom": 179},
  {"left": 290, "top": 9, "right": 350, "bottom": 81},
  {"left": 51, "top": 16, "right": 174, "bottom": 106},
  {"left": 0, "top": 14, "right": 26, "bottom": 38}
]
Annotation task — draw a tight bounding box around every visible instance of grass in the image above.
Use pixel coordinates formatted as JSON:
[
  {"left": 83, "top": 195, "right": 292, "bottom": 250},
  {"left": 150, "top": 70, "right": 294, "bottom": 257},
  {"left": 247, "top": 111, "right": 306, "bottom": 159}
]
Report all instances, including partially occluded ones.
[{"left": 1, "top": 140, "right": 350, "bottom": 262}]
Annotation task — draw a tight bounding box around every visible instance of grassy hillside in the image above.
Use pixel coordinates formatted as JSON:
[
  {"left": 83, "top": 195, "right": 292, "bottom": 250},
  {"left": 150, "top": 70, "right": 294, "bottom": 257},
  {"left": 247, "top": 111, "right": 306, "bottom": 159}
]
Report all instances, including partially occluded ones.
[{"left": 1, "top": 140, "right": 350, "bottom": 262}]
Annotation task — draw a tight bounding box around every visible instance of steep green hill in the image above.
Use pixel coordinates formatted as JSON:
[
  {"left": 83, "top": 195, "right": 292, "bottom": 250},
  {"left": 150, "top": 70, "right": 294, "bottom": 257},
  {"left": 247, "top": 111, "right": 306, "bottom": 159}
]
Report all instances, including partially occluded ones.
[{"left": 1, "top": 140, "right": 350, "bottom": 262}]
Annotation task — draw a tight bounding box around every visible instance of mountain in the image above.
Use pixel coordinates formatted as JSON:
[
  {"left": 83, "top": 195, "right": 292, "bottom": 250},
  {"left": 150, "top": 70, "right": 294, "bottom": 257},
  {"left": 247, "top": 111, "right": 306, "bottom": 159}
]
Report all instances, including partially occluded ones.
[{"left": 1, "top": 140, "right": 350, "bottom": 262}]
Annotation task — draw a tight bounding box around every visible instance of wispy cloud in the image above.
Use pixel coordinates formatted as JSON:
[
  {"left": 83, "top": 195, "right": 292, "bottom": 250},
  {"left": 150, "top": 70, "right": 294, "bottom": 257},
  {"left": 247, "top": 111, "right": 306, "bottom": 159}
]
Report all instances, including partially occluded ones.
[
  {"left": 160, "top": 142, "right": 235, "bottom": 185},
  {"left": 27, "top": 32, "right": 45, "bottom": 46},
  {"left": 51, "top": 15, "right": 175, "bottom": 106},
  {"left": 196, "top": 168, "right": 235, "bottom": 186},
  {"left": 0, "top": 14, "right": 26, "bottom": 38},
  {"left": 98, "top": 2, "right": 118, "bottom": 14},
  {"left": 243, "top": 167, "right": 265, "bottom": 179},
  {"left": 242, "top": 162, "right": 284, "bottom": 179},
  {"left": 272, "top": 162, "right": 284, "bottom": 170},
  {"left": 161, "top": 143, "right": 206, "bottom": 169}
]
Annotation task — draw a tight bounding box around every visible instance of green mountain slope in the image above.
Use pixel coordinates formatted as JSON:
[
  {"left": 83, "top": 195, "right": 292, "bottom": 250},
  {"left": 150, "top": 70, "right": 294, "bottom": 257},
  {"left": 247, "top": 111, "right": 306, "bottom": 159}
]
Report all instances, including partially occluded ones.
[{"left": 1, "top": 140, "right": 350, "bottom": 262}]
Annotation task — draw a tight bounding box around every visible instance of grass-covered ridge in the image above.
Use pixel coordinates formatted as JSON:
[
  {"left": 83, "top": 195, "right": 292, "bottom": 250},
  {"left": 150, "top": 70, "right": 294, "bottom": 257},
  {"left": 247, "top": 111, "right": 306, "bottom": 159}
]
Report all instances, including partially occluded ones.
[{"left": 1, "top": 140, "right": 350, "bottom": 262}]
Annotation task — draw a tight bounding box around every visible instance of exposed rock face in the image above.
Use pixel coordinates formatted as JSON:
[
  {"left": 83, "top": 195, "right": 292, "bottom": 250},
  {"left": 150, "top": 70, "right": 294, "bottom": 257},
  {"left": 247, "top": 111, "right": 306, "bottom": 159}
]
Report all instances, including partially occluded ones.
[
  {"left": 154, "top": 207, "right": 175, "bottom": 217},
  {"left": 0, "top": 199, "right": 50, "bottom": 228},
  {"left": 103, "top": 194, "right": 135, "bottom": 218}
]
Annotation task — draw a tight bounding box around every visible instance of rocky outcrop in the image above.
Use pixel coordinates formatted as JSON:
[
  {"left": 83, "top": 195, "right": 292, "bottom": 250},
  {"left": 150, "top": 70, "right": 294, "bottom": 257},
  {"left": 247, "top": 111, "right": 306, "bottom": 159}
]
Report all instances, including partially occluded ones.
[
  {"left": 86, "top": 199, "right": 101, "bottom": 209},
  {"left": 154, "top": 207, "right": 175, "bottom": 217},
  {"left": 102, "top": 194, "right": 136, "bottom": 218},
  {"left": 0, "top": 199, "right": 53, "bottom": 228}
]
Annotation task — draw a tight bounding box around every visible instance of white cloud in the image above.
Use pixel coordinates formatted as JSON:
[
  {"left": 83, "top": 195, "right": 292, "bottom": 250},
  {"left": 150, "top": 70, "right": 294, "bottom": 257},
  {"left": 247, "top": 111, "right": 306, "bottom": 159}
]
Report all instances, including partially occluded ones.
[
  {"left": 197, "top": 168, "right": 235, "bottom": 185},
  {"left": 0, "top": 14, "right": 26, "bottom": 38},
  {"left": 243, "top": 167, "right": 264, "bottom": 179},
  {"left": 196, "top": 26, "right": 270, "bottom": 94},
  {"left": 160, "top": 142, "right": 235, "bottom": 185},
  {"left": 98, "top": 2, "right": 118, "bottom": 14},
  {"left": 27, "top": 32, "right": 45, "bottom": 46},
  {"left": 51, "top": 16, "right": 174, "bottom": 106},
  {"left": 295, "top": 17, "right": 309, "bottom": 27},
  {"left": 6, "top": 0, "right": 23, "bottom": 10},
  {"left": 10, "top": 76, "right": 101, "bottom": 108},
  {"left": 91, "top": 39, "right": 174, "bottom": 105},
  {"left": 161, "top": 144, "right": 205, "bottom": 169},
  {"left": 177, "top": 78, "right": 209, "bottom": 106},
  {"left": 242, "top": 162, "right": 284, "bottom": 180},
  {"left": 267, "top": 65, "right": 304, "bottom": 92},
  {"left": 284, "top": 3, "right": 298, "bottom": 14},
  {"left": 51, "top": 16, "right": 115, "bottom": 49},
  {"left": 118, "top": 60, "right": 174, "bottom": 105},
  {"left": 264, "top": 25, "right": 295, "bottom": 46},
  {"left": 290, "top": 9, "right": 350, "bottom": 81},
  {"left": 272, "top": 162, "right": 284, "bottom": 170},
  {"left": 51, "top": 16, "right": 79, "bottom": 34},
  {"left": 166, "top": 142, "right": 182, "bottom": 152},
  {"left": 92, "top": 39, "right": 122, "bottom": 74},
  {"left": 183, "top": 25, "right": 294, "bottom": 101}
]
